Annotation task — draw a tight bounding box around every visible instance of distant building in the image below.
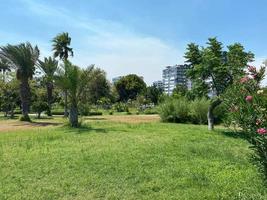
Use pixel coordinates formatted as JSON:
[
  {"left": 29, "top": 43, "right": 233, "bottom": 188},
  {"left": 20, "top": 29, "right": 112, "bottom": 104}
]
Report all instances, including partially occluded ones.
[
  {"left": 162, "top": 64, "right": 191, "bottom": 95},
  {"left": 153, "top": 80, "right": 163, "bottom": 89}
]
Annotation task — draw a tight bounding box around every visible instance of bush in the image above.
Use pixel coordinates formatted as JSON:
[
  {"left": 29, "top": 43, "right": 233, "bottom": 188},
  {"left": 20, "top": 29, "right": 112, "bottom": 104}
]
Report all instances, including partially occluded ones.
[
  {"left": 143, "top": 107, "right": 158, "bottom": 115},
  {"left": 159, "top": 97, "right": 224, "bottom": 125},
  {"left": 113, "top": 102, "right": 129, "bottom": 112},
  {"left": 79, "top": 103, "right": 91, "bottom": 116},
  {"left": 189, "top": 98, "right": 209, "bottom": 124},
  {"left": 159, "top": 97, "right": 190, "bottom": 123},
  {"left": 20, "top": 115, "right": 31, "bottom": 122},
  {"left": 223, "top": 66, "right": 267, "bottom": 177}
]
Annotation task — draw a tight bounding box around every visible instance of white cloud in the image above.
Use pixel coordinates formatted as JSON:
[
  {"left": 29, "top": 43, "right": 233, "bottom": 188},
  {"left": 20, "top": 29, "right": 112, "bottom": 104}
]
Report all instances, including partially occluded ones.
[{"left": 17, "top": 0, "right": 183, "bottom": 84}]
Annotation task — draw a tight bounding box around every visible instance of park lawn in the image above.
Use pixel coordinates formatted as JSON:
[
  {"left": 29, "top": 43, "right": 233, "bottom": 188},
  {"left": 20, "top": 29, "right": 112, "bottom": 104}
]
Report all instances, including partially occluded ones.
[{"left": 0, "top": 117, "right": 267, "bottom": 199}]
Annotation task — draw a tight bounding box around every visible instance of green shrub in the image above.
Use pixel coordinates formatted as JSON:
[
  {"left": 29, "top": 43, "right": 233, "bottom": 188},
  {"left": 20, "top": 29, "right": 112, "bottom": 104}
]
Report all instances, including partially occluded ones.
[
  {"left": 159, "top": 96, "right": 225, "bottom": 125},
  {"left": 224, "top": 66, "right": 267, "bottom": 177},
  {"left": 159, "top": 97, "right": 190, "bottom": 123},
  {"left": 113, "top": 102, "right": 129, "bottom": 112},
  {"left": 20, "top": 115, "right": 31, "bottom": 122},
  {"left": 143, "top": 107, "right": 158, "bottom": 115},
  {"left": 189, "top": 98, "right": 209, "bottom": 124},
  {"left": 79, "top": 103, "right": 91, "bottom": 116}
]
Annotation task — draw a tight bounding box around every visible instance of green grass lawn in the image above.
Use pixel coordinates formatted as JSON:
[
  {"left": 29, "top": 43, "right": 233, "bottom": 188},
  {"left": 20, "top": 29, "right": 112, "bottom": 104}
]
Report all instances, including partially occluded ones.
[{"left": 0, "top": 118, "right": 267, "bottom": 199}]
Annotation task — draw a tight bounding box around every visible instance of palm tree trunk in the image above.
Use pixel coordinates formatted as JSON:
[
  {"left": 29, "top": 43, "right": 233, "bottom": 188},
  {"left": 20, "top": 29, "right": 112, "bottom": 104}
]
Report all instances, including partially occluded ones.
[
  {"left": 69, "top": 101, "right": 78, "bottom": 127},
  {"left": 207, "top": 99, "right": 222, "bottom": 130},
  {"left": 64, "top": 90, "right": 68, "bottom": 117},
  {"left": 20, "top": 78, "right": 31, "bottom": 121},
  {"left": 47, "top": 82, "right": 53, "bottom": 116}
]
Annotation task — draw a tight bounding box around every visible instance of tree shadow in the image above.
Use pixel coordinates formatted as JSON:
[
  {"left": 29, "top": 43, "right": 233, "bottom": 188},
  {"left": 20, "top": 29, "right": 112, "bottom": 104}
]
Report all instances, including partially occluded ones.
[
  {"left": 63, "top": 124, "right": 108, "bottom": 134},
  {"left": 12, "top": 121, "right": 62, "bottom": 127},
  {"left": 83, "top": 117, "right": 107, "bottom": 121},
  {"left": 219, "top": 129, "right": 251, "bottom": 141}
]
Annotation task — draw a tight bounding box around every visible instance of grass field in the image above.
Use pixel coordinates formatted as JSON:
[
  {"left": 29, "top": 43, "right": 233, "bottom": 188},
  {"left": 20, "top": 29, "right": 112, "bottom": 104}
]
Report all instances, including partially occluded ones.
[{"left": 0, "top": 115, "right": 267, "bottom": 199}]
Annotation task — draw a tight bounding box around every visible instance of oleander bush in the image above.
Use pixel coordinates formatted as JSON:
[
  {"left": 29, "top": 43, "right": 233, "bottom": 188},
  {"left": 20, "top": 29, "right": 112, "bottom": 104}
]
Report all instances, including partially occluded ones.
[{"left": 224, "top": 65, "right": 267, "bottom": 177}]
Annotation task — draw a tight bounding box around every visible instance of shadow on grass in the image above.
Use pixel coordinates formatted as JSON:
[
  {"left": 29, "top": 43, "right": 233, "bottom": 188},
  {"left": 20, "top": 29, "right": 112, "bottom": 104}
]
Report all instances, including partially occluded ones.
[
  {"left": 82, "top": 117, "right": 107, "bottom": 121},
  {"left": 0, "top": 116, "right": 19, "bottom": 120},
  {"left": 63, "top": 124, "right": 108, "bottom": 134},
  {"left": 220, "top": 129, "right": 251, "bottom": 141}
]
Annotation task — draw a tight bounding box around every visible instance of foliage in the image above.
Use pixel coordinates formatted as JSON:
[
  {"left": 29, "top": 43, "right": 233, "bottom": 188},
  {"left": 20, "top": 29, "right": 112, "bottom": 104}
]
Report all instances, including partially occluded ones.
[
  {"left": 223, "top": 65, "right": 267, "bottom": 177},
  {"left": 159, "top": 96, "right": 224, "bottom": 124},
  {"left": 145, "top": 85, "right": 163, "bottom": 105},
  {"left": 0, "top": 77, "right": 20, "bottom": 118},
  {"left": 56, "top": 61, "right": 91, "bottom": 127},
  {"left": 52, "top": 32, "right": 73, "bottom": 60},
  {"left": 185, "top": 38, "right": 254, "bottom": 129},
  {"left": 159, "top": 97, "right": 190, "bottom": 123},
  {"left": 115, "top": 74, "right": 146, "bottom": 102},
  {"left": 38, "top": 57, "right": 58, "bottom": 116},
  {"left": 32, "top": 101, "right": 49, "bottom": 119},
  {"left": 0, "top": 42, "right": 40, "bottom": 121},
  {"left": 113, "top": 102, "right": 129, "bottom": 112},
  {"left": 82, "top": 66, "right": 111, "bottom": 104},
  {"left": 189, "top": 98, "right": 209, "bottom": 124}
]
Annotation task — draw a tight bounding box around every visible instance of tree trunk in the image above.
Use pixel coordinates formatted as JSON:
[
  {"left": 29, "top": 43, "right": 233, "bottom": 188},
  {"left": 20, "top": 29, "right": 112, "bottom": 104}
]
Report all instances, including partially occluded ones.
[
  {"left": 69, "top": 102, "right": 78, "bottom": 127},
  {"left": 20, "top": 78, "right": 31, "bottom": 121},
  {"left": 37, "top": 112, "right": 41, "bottom": 119},
  {"left": 207, "top": 98, "right": 222, "bottom": 130},
  {"left": 47, "top": 82, "right": 53, "bottom": 116},
  {"left": 64, "top": 90, "right": 68, "bottom": 117}
]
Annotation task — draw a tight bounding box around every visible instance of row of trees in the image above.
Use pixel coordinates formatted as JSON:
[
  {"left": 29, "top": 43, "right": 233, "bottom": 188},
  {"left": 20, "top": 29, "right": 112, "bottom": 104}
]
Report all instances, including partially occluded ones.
[{"left": 0, "top": 33, "right": 163, "bottom": 127}]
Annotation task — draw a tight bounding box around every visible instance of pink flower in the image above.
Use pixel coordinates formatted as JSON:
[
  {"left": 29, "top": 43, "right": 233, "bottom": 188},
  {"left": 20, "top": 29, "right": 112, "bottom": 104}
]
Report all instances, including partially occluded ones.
[
  {"left": 245, "top": 96, "right": 253, "bottom": 102},
  {"left": 257, "top": 128, "right": 267, "bottom": 135},
  {"left": 248, "top": 66, "right": 256, "bottom": 72},
  {"left": 240, "top": 76, "right": 250, "bottom": 83}
]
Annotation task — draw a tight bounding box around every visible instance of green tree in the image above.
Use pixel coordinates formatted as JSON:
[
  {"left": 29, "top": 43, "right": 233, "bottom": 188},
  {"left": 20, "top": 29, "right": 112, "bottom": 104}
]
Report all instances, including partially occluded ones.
[
  {"left": 38, "top": 57, "right": 58, "bottom": 116},
  {"left": 145, "top": 85, "right": 163, "bottom": 105},
  {"left": 0, "top": 77, "right": 20, "bottom": 118},
  {"left": 56, "top": 61, "right": 90, "bottom": 127},
  {"left": 52, "top": 32, "right": 73, "bottom": 117},
  {"left": 185, "top": 37, "right": 254, "bottom": 130},
  {"left": 0, "top": 43, "right": 39, "bottom": 121},
  {"left": 82, "top": 65, "right": 111, "bottom": 104},
  {"left": 52, "top": 32, "right": 73, "bottom": 61},
  {"left": 115, "top": 74, "right": 146, "bottom": 102}
]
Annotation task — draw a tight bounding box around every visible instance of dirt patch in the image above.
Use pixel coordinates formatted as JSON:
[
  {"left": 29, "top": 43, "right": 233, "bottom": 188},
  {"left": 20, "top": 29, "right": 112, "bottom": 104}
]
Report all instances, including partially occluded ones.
[
  {"left": 0, "top": 120, "right": 62, "bottom": 132},
  {"left": 85, "top": 115, "right": 160, "bottom": 124}
]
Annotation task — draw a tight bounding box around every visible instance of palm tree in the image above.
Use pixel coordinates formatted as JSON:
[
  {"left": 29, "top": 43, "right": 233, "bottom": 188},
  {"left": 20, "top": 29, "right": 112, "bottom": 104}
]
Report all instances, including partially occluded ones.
[
  {"left": 0, "top": 43, "right": 39, "bottom": 121},
  {"left": 0, "top": 58, "right": 11, "bottom": 82},
  {"left": 52, "top": 32, "right": 73, "bottom": 117},
  {"left": 38, "top": 57, "right": 58, "bottom": 116},
  {"left": 56, "top": 61, "right": 90, "bottom": 127}
]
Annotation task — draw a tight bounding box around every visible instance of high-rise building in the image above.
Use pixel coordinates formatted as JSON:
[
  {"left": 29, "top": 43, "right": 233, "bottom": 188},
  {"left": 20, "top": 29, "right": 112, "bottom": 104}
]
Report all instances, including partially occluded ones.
[
  {"left": 162, "top": 64, "right": 191, "bottom": 95},
  {"left": 152, "top": 80, "right": 163, "bottom": 89}
]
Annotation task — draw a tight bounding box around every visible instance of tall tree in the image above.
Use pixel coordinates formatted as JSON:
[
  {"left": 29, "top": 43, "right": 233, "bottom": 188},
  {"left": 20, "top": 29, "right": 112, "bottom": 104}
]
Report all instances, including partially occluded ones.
[
  {"left": 52, "top": 32, "right": 73, "bottom": 61},
  {"left": 82, "top": 65, "right": 110, "bottom": 104},
  {"left": 38, "top": 57, "right": 58, "bottom": 116},
  {"left": 56, "top": 61, "right": 90, "bottom": 127},
  {"left": 185, "top": 37, "right": 254, "bottom": 130},
  {"left": 0, "top": 42, "right": 39, "bottom": 121},
  {"left": 52, "top": 32, "right": 73, "bottom": 117}
]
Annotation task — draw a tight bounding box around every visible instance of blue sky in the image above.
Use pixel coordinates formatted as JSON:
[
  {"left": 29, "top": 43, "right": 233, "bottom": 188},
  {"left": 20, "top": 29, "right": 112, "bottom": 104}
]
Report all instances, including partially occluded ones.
[{"left": 1, "top": 0, "right": 267, "bottom": 85}]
